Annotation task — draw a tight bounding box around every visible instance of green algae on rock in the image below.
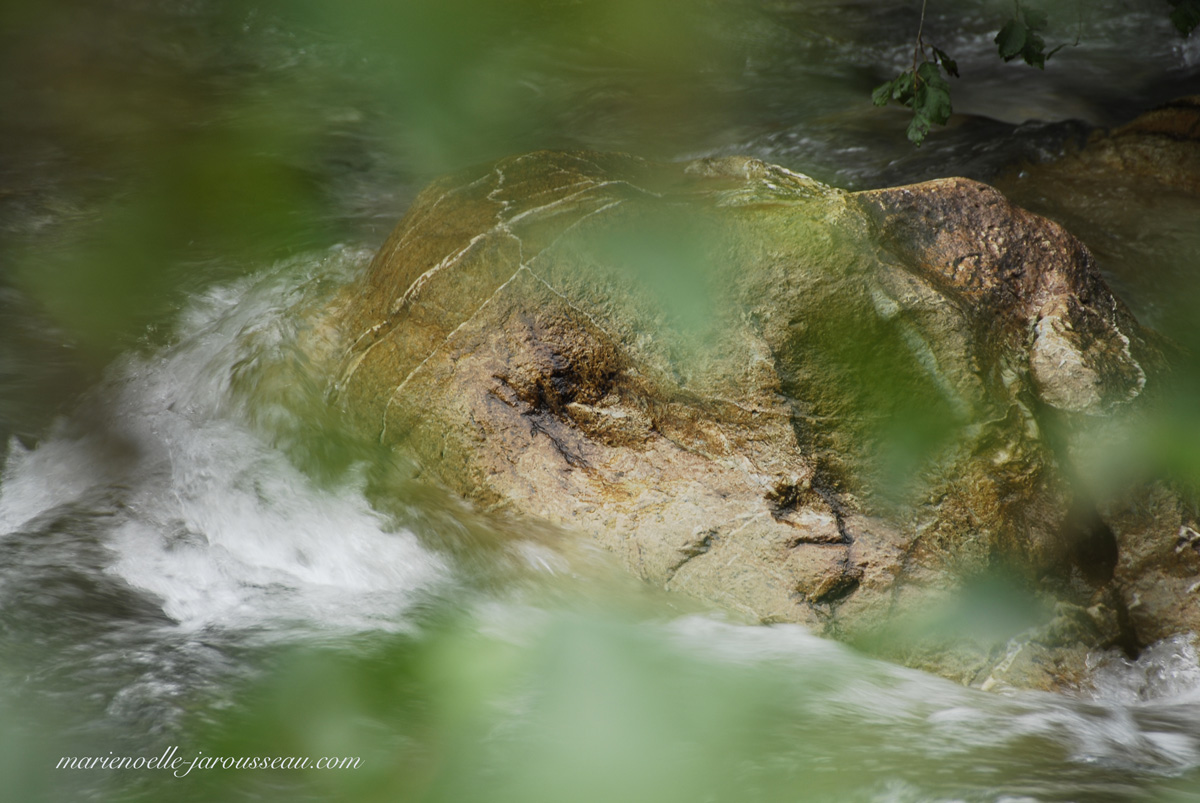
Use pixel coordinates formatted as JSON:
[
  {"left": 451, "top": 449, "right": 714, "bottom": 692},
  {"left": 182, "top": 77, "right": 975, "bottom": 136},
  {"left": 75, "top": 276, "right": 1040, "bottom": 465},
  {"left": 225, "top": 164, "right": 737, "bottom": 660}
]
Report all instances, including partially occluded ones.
[{"left": 319, "top": 149, "right": 1194, "bottom": 689}]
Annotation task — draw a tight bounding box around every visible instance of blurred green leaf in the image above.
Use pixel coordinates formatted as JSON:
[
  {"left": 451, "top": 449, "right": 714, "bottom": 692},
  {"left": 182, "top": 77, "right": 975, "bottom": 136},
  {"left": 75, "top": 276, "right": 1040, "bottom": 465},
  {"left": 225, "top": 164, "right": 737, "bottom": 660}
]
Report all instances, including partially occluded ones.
[{"left": 996, "top": 19, "right": 1029, "bottom": 60}]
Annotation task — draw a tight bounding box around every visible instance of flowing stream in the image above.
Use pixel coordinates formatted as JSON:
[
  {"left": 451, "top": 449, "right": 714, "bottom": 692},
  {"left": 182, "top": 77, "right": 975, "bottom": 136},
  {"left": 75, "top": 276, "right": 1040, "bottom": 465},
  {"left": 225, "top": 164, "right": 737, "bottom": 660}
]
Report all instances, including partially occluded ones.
[{"left": 3, "top": 1, "right": 1200, "bottom": 800}]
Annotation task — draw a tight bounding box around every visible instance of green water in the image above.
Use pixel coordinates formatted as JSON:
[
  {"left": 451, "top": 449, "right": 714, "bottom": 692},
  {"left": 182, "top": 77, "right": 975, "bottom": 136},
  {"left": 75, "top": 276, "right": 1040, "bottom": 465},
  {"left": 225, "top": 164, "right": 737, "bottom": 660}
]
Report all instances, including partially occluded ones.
[{"left": 3, "top": 1, "right": 1200, "bottom": 801}]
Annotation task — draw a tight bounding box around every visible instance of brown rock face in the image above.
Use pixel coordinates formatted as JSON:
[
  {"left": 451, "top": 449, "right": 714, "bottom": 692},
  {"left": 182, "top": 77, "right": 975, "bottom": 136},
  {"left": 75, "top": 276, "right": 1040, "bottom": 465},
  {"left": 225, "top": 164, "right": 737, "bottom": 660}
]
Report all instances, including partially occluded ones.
[
  {"left": 1069, "top": 95, "right": 1200, "bottom": 194},
  {"left": 319, "top": 149, "right": 1192, "bottom": 688},
  {"left": 995, "top": 96, "right": 1200, "bottom": 336}
]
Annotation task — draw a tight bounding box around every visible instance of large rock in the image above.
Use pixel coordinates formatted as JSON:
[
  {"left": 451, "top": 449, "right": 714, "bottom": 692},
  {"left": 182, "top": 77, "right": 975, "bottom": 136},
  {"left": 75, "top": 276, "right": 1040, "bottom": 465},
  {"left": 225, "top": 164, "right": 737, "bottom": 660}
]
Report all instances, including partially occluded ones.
[{"left": 320, "top": 150, "right": 1196, "bottom": 688}]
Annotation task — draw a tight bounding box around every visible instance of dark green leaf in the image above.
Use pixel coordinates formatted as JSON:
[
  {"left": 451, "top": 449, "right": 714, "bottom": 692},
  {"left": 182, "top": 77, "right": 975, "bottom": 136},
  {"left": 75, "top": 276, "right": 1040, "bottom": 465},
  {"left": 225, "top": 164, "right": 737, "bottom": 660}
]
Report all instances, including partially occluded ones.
[
  {"left": 932, "top": 47, "right": 959, "bottom": 78},
  {"left": 872, "top": 80, "right": 894, "bottom": 107},
  {"left": 916, "top": 60, "right": 943, "bottom": 86},
  {"left": 1171, "top": 0, "right": 1200, "bottom": 35},
  {"left": 891, "top": 71, "right": 915, "bottom": 103},
  {"left": 1022, "top": 32, "right": 1047, "bottom": 68},
  {"left": 1022, "top": 7, "right": 1048, "bottom": 30},
  {"left": 906, "top": 113, "right": 932, "bottom": 146},
  {"left": 914, "top": 82, "right": 952, "bottom": 125},
  {"left": 995, "top": 19, "right": 1028, "bottom": 61}
]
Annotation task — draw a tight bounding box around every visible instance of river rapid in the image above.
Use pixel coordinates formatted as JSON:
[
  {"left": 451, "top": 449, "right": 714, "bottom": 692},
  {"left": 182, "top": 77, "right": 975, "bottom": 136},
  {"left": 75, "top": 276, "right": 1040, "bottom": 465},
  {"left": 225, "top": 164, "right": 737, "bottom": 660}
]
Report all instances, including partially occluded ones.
[{"left": 2, "top": 1, "right": 1200, "bottom": 801}]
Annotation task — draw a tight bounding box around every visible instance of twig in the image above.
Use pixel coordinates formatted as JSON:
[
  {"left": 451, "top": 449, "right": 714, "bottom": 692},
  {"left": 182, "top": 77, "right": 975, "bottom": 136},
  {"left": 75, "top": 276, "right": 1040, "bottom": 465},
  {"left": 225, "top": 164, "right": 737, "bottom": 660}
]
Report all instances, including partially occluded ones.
[{"left": 913, "top": 0, "right": 929, "bottom": 83}]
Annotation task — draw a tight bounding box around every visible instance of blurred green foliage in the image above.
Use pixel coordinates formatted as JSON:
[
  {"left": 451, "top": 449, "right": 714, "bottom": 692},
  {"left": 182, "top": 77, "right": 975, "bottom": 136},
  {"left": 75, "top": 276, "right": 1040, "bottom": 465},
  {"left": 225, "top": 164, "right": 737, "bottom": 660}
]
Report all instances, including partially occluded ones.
[
  {"left": 42, "top": 605, "right": 1187, "bottom": 803},
  {"left": 0, "top": 0, "right": 743, "bottom": 365},
  {"left": 279, "top": 0, "right": 737, "bottom": 166},
  {"left": 97, "top": 611, "right": 962, "bottom": 802}
]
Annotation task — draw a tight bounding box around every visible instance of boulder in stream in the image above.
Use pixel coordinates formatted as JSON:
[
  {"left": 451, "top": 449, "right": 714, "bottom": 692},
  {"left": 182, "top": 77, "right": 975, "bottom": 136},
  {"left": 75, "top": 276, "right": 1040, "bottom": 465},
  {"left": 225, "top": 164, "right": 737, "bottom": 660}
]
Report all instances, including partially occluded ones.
[{"left": 318, "top": 149, "right": 1196, "bottom": 689}]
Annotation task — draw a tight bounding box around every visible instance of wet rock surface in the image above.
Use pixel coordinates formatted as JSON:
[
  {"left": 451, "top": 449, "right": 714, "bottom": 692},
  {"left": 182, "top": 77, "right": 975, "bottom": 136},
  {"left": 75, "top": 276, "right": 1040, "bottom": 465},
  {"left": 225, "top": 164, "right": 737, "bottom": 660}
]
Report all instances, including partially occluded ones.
[
  {"left": 319, "top": 148, "right": 1196, "bottom": 689},
  {"left": 1046, "top": 95, "right": 1200, "bottom": 194},
  {"left": 996, "top": 95, "right": 1200, "bottom": 334}
]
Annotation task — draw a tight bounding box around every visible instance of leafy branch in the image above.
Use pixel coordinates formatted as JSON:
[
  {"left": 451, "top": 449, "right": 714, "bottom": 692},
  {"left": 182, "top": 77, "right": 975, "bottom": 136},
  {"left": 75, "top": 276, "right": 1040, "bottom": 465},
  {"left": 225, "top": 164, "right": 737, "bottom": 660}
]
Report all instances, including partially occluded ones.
[
  {"left": 872, "top": 1, "right": 1198, "bottom": 147},
  {"left": 871, "top": 0, "right": 957, "bottom": 146},
  {"left": 994, "top": 1, "right": 1070, "bottom": 69}
]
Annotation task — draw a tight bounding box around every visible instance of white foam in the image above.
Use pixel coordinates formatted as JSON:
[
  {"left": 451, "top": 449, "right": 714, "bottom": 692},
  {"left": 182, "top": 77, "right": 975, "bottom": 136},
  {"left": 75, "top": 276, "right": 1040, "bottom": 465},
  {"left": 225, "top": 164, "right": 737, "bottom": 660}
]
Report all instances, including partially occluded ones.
[
  {"left": 1089, "top": 634, "right": 1200, "bottom": 704},
  {"left": 0, "top": 247, "right": 446, "bottom": 633}
]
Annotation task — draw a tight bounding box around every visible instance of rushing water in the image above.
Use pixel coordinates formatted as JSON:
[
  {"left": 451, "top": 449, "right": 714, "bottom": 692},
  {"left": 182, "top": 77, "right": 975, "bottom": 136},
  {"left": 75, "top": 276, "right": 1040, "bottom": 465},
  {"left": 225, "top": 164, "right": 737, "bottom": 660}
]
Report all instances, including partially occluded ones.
[{"left": 3, "top": 1, "right": 1200, "bottom": 801}]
